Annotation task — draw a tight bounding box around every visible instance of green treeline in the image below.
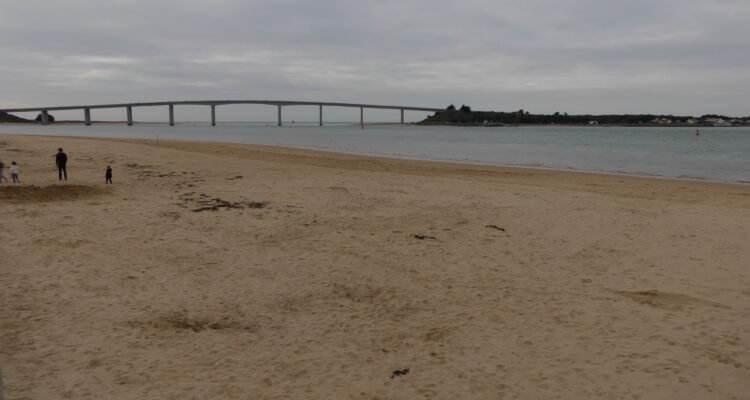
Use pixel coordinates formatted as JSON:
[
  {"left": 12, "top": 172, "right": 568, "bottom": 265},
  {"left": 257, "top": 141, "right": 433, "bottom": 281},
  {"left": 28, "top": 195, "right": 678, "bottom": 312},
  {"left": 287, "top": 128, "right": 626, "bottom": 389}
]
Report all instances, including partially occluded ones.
[
  {"left": 419, "top": 106, "right": 749, "bottom": 126},
  {"left": 0, "top": 112, "right": 33, "bottom": 123}
]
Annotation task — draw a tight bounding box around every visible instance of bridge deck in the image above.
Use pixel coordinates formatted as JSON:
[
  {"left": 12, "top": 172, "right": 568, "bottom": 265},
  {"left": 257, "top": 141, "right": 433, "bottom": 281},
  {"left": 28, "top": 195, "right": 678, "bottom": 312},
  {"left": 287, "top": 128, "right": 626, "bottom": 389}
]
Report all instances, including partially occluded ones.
[{"left": 0, "top": 100, "right": 444, "bottom": 113}]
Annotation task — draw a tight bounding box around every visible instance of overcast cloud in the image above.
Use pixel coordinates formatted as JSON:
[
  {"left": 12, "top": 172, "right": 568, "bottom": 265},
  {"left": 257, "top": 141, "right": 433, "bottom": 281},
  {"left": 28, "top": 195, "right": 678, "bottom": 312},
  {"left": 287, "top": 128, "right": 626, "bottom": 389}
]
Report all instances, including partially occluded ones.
[{"left": 1, "top": 0, "right": 749, "bottom": 120}]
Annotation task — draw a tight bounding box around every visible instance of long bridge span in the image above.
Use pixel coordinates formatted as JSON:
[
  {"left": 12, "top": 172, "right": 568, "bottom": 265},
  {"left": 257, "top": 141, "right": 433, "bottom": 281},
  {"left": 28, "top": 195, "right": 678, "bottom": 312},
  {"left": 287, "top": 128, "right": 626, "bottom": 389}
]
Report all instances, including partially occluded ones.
[{"left": 0, "top": 100, "right": 444, "bottom": 127}]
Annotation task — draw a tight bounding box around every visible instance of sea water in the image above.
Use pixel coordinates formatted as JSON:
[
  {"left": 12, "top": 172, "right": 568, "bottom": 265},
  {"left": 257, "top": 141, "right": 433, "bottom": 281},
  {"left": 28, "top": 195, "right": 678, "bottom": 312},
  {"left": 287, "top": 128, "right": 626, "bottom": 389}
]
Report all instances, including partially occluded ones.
[{"left": 1, "top": 123, "right": 748, "bottom": 183}]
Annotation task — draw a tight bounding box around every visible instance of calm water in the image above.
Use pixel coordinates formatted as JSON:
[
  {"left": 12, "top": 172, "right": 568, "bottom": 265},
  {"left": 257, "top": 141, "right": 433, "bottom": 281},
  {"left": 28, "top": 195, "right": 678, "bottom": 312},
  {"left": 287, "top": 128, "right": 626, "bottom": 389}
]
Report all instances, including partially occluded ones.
[{"left": 1, "top": 123, "right": 748, "bottom": 183}]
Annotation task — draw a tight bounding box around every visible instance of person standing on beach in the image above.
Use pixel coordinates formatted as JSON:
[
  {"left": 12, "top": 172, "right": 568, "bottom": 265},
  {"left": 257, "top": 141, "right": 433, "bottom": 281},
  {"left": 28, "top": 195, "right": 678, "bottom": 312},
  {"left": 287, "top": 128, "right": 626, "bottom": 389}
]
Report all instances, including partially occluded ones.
[
  {"left": 56, "top": 148, "right": 68, "bottom": 180},
  {"left": 105, "top": 165, "right": 113, "bottom": 184},
  {"left": 10, "top": 161, "right": 20, "bottom": 183},
  {"left": 0, "top": 159, "right": 7, "bottom": 183}
]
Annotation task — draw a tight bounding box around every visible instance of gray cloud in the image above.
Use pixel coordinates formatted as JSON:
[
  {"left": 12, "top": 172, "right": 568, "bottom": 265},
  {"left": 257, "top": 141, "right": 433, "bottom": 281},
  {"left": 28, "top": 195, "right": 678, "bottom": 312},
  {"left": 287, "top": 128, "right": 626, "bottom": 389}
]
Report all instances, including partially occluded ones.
[{"left": 1, "top": 0, "right": 749, "bottom": 120}]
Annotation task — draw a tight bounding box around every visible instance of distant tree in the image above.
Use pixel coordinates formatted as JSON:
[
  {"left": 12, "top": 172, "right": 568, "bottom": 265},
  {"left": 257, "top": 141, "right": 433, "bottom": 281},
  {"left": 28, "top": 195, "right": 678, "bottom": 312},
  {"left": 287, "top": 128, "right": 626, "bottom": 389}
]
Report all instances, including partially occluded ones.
[
  {"left": 446, "top": 104, "right": 456, "bottom": 110},
  {"left": 459, "top": 104, "right": 472, "bottom": 113},
  {"left": 0, "top": 112, "right": 32, "bottom": 123},
  {"left": 35, "top": 113, "right": 55, "bottom": 122}
]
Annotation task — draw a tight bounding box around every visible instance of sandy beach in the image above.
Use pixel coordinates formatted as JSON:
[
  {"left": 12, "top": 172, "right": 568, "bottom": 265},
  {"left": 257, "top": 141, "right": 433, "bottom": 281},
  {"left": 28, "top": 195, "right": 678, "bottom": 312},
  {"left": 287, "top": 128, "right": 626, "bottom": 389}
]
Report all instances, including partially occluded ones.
[{"left": 1, "top": 132, "right": 749, "bottom": 399}]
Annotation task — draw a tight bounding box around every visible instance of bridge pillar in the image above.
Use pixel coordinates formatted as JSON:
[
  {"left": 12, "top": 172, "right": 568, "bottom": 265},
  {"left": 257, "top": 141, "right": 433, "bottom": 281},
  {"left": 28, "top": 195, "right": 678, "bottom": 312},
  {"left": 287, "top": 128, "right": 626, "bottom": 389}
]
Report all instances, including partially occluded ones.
[
  {"left": 211, "top": 105, "right": 216, "bottom": 126},
  {"left": 127, "top": 107, "right": 133, "bottom": 126},
  {"left": 360, "top": 106, "right": 364, "bottom": 129},
  {"left": 319, "top": 104, "right": 323, "bottom": 126},
  {"left": 41, "top": 110, "right": 49, "bottom": 125},
  {"left": 277, "top": 105, "right": 282, "bottom": 126},
  {"left": 84, "top": 108, "right": 91, "bottom": 126},
  {"left": 169, "top": 104, "right": 174, "bottom": 126},
  {"left": 400, "top": 108, "right": 404, "bottom": 124}
]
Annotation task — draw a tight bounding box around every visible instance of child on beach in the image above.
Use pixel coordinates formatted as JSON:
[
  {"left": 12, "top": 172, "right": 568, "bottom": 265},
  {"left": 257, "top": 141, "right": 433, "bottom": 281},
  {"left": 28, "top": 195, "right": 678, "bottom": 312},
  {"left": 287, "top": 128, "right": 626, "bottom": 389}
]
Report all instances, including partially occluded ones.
[
  {"left": 105, "top": 165, "right": 113, "bottom": 184},
  {"left": 10, "top": 161, "right": 20, "bottom": 183},
  {"left": 0, "top": 159, "right": 6, "bottom": 183}
]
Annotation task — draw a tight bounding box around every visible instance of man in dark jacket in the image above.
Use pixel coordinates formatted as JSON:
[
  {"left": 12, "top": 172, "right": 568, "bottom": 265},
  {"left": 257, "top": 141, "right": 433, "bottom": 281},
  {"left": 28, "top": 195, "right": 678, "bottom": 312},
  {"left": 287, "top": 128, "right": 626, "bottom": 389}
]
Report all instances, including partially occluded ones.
[{"left": 56, "top": 148, "right": 68, "bottom": 180}]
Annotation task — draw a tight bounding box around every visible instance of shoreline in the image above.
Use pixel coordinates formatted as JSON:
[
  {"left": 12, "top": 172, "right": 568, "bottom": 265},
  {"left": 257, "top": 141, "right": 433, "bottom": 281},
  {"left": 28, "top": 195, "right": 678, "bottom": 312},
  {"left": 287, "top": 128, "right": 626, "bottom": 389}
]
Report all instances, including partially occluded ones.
[
  {"left": 1, "top": 132, "right": 748, "bottom": 188},
  {"left": 2, "top": 133, "right": 749, "bottom": 399},
  {"left": 4, "top": 121, "right": 747, "bottom": 128}
]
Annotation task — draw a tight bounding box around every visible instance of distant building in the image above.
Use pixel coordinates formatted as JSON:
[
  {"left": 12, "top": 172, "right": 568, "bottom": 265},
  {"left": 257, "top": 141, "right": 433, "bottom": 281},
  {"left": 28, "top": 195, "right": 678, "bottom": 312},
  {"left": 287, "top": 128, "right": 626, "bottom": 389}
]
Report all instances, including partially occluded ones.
[
  {"left": 705, "top": 117, "right": 732, "bottom": 127},
  {"left": 588, "top": 120, "right": 599, "bottom": 125},
  {"left": 651, "top": 117, "right": 672, "bottom": 124}
]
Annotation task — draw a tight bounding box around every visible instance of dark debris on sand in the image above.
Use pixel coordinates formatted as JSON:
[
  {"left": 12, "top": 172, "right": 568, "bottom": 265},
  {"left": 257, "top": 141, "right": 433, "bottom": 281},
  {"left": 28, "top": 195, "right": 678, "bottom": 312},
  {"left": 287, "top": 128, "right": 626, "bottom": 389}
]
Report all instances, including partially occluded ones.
[
  {"left": 191, "top": 198, "right": 266, "bottom": 212},
  {"left": 391, "top": 368, "right": 410, "bottom": 379},
  {"left": 413, "top": 234, "right": 437, "bottom": 240},
  {"left": 175, "top": 192, "right": 267, "bottom": 212},
  {"left": 191, "top": 198, "right": 267, "bottom": 212}
]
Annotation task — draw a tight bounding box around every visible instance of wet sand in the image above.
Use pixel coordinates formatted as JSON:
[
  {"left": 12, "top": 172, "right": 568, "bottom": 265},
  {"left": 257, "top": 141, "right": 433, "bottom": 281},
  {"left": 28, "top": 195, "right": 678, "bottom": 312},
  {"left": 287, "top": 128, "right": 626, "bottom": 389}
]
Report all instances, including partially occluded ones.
[{"left": 1, "top": 133, "right": 749, "bottom": 399}]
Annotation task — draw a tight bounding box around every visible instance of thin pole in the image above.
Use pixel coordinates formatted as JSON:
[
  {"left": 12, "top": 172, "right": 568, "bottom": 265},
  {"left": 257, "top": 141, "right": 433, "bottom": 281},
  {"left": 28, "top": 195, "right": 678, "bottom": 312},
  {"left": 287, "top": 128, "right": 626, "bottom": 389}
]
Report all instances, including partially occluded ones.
[{"left": 360, "top": 106, "right": 364, "bottom": 129}]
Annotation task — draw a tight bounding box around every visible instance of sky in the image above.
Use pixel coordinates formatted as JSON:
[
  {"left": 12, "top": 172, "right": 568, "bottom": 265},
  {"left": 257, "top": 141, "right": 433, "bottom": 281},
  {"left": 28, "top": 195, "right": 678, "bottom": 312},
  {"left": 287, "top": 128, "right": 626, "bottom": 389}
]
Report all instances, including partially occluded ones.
[{"left": 1, "top": 0, "right": 749, "bottom": 122}]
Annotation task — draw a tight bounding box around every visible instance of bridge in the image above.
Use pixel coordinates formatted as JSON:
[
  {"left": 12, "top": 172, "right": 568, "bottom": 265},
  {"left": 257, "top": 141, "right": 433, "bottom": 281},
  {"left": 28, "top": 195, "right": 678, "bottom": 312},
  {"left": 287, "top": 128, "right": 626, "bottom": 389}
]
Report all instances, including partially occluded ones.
[{"left": 0, "top": 100, "right": 444, "bottom": 127}]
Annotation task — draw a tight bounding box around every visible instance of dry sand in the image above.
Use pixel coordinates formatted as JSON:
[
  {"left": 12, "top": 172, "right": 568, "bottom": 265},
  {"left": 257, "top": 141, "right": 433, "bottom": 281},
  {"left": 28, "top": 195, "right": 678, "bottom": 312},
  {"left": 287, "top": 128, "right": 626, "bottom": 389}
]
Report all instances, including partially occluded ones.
[{"left": 1, "top": 133, "right": 749, "bottom": 399}]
